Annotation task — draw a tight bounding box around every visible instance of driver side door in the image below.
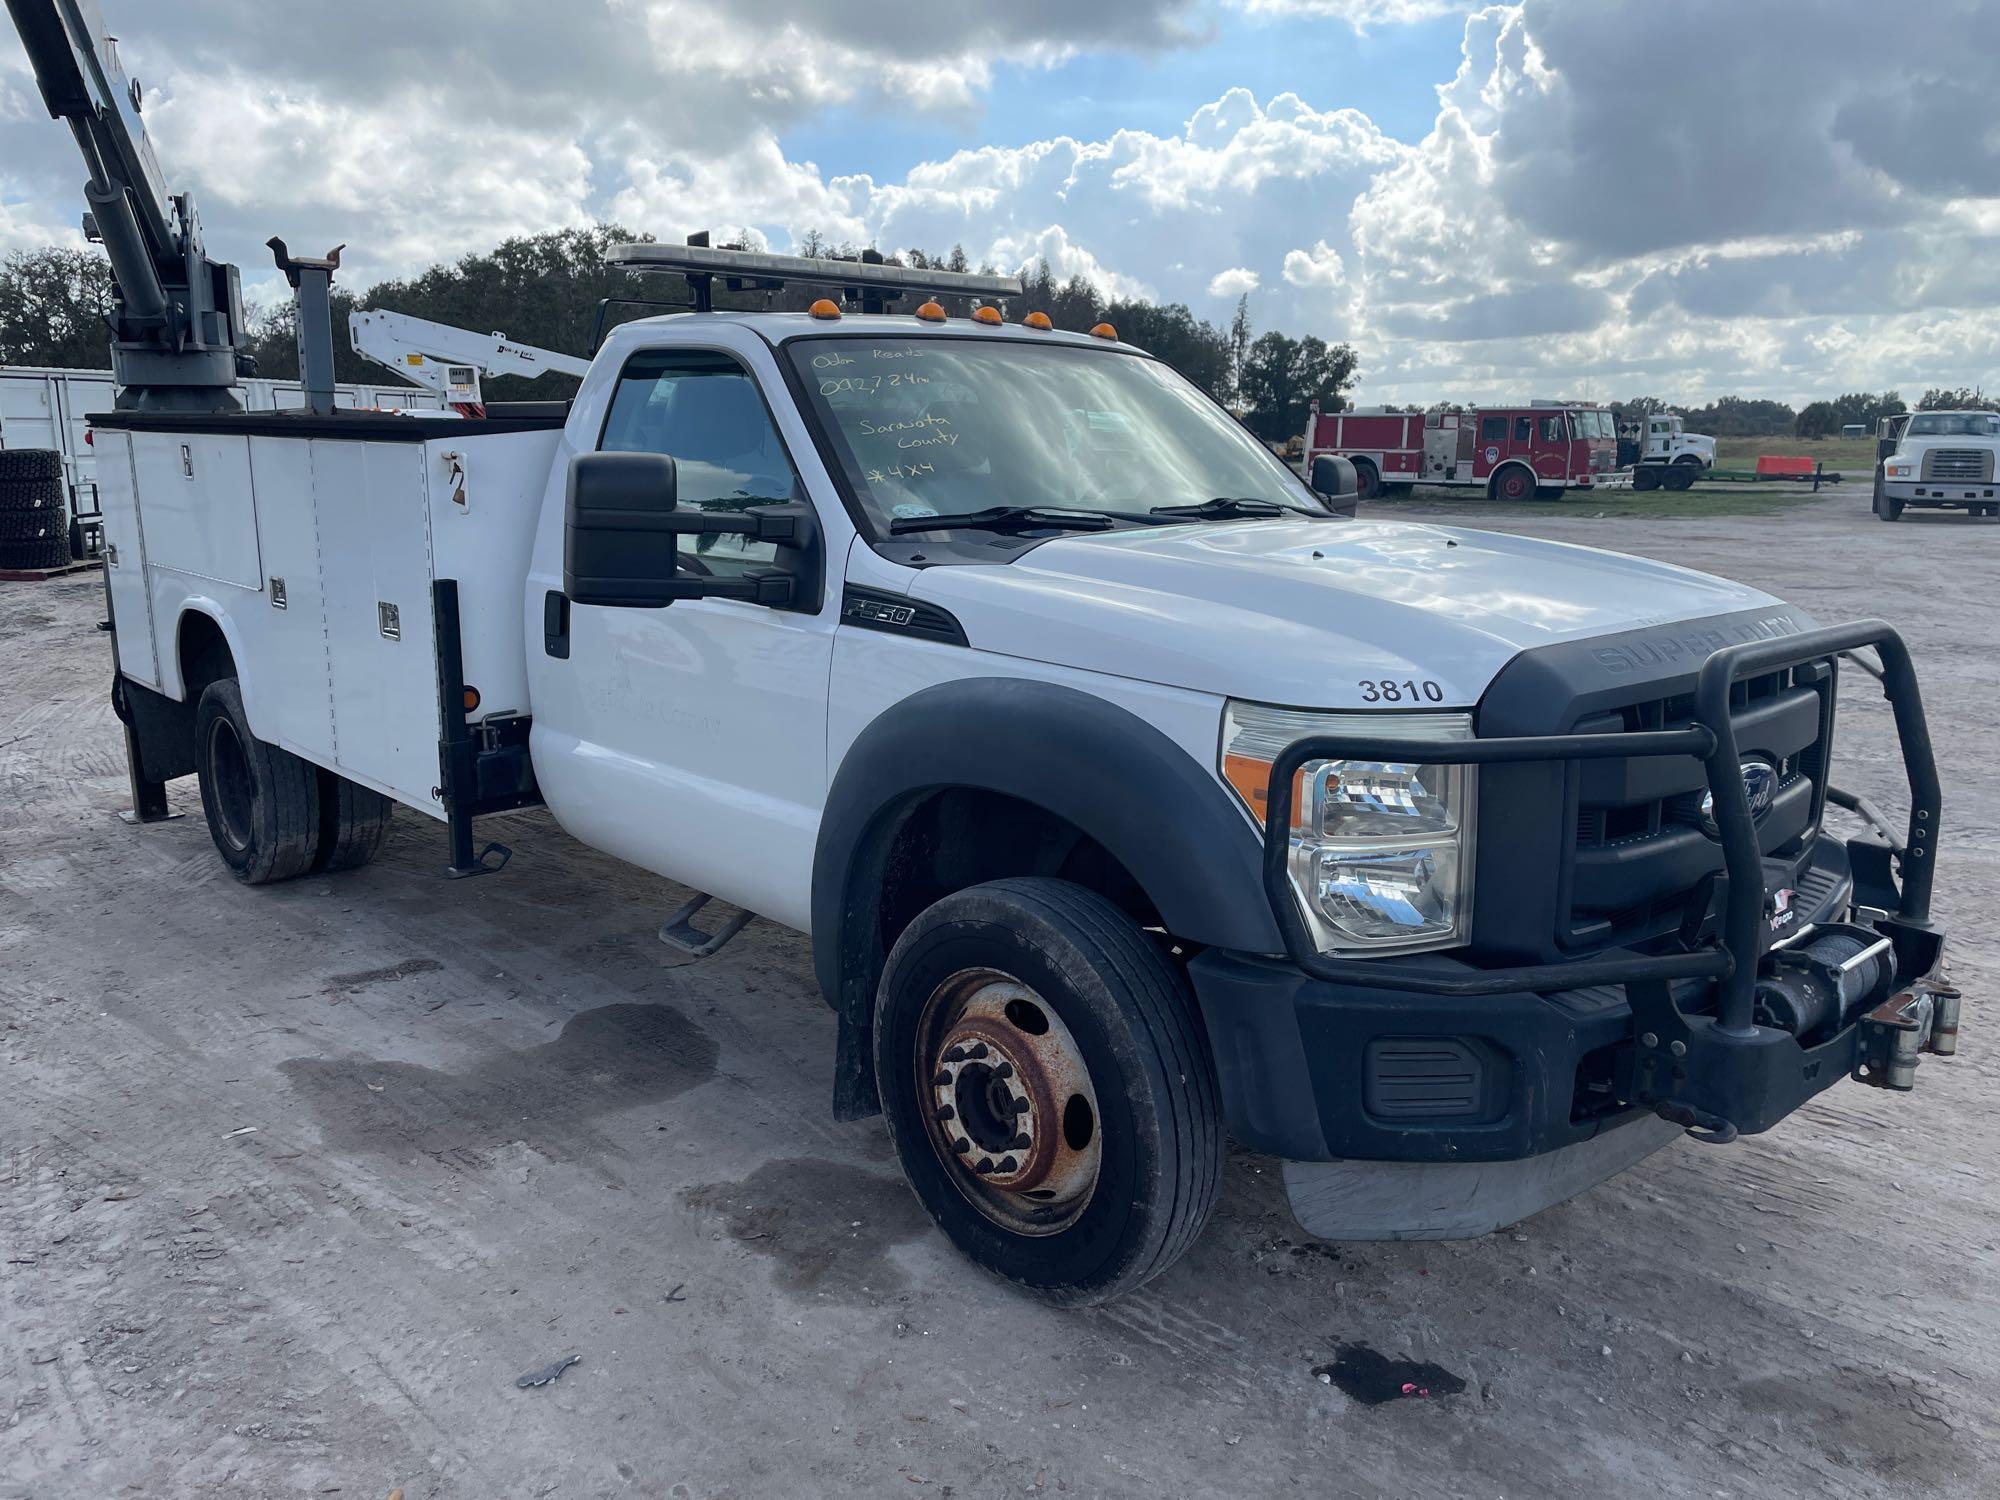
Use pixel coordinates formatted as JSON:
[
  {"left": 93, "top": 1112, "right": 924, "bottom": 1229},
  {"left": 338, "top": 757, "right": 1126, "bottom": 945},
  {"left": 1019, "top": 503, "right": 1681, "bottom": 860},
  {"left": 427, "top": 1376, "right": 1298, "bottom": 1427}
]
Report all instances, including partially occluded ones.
[{"left": 529, "top": 337, "right": 839, "bottom": 931}]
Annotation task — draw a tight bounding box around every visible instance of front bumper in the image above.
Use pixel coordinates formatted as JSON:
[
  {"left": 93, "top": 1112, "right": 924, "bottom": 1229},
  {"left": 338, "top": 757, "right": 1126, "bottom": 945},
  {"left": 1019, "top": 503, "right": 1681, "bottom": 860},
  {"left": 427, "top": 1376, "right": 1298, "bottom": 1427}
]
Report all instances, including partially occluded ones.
[
  {"left": 1199, "top": 620, "right": 1956, "bottom": 1173},
  {"left": 1884, "top": 477, "right": 1997, "bottom": 506}
]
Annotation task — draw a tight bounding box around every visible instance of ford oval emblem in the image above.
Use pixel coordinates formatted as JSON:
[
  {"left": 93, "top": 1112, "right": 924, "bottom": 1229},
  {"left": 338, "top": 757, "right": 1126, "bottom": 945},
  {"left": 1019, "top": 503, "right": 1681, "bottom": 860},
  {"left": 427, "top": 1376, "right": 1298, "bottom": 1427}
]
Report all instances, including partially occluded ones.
[{"left": 1700, "top": 758, "right": 1778, "bottom": 835}]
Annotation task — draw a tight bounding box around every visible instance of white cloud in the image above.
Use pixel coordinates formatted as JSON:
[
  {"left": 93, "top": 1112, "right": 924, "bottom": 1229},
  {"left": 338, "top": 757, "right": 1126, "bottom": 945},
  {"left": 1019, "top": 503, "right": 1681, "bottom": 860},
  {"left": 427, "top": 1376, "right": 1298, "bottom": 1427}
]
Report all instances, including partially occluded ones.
[
  {"left": 6, "top": 0, "right": 2000, "bottom": 405},
  {"left": 1282, "top": 240, "right": 1346, "bottom": 288},
  {"left": 1233, "top": 0, "right": 1470, "bottom": 29}
]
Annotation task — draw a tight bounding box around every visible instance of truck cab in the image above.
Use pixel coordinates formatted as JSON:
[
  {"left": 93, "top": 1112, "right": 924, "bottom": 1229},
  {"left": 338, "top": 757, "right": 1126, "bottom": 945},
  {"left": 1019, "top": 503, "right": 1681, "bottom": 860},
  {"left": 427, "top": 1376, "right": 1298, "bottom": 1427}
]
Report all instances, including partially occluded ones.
[
  {"left": 1874, "top": 409, "right": 2000, "bottom": 521},
  {"left": 1619, "top": 412, "right": 1716, "bottom": 470}
]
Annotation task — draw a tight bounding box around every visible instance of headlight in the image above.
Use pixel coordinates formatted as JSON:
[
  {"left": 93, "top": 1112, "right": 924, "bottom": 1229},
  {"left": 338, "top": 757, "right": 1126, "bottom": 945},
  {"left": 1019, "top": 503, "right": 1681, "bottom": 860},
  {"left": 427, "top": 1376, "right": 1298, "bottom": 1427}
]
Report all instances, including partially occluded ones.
[
  {"left": 1885, "top": 461, "right": 1913, "bottom": 478},
  {"left": 1221, "top": 703, "right": 1476, "bottom": 956}
]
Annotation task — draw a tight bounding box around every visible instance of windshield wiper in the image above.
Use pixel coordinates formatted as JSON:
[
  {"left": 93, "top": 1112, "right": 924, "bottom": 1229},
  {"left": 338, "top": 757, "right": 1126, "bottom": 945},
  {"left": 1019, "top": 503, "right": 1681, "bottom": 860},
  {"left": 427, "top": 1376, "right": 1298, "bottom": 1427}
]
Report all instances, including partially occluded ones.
[
  {"left": 1150, "top": 496, "right": 1329, "bottom": 521},
  {"left": 888, "top": 505, "right": 1129, "bottom": 536}
]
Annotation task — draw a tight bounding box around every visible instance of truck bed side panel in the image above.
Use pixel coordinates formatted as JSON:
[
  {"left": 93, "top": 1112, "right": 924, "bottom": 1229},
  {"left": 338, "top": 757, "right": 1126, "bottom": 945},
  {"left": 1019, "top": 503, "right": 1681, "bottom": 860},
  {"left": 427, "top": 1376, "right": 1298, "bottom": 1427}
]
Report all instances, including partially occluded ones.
[{"left": 423, "top": 430, "right": 559, "bottom": 723}]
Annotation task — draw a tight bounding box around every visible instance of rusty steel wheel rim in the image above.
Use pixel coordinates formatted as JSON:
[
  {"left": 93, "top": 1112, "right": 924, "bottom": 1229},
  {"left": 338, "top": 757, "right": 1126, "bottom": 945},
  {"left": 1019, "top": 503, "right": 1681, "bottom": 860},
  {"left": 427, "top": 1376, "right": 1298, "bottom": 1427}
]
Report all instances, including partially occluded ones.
[{"left": 916, "top": 968, "right": 1102, "bottom": 1236}]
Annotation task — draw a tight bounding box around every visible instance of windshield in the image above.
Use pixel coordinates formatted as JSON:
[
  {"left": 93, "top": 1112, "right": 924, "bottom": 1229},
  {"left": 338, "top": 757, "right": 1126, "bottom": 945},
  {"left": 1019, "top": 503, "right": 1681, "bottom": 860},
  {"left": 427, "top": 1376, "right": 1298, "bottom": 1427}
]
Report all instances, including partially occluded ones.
[
  {"left": 1569, "top": 410, "right": 1612, "bottom": 440},
  {"left": 1906, "top": 412, "right": 2000, "bottom": 437},
  {"left": 786, "top": 335, "right": 1324, "bottom": 532}
]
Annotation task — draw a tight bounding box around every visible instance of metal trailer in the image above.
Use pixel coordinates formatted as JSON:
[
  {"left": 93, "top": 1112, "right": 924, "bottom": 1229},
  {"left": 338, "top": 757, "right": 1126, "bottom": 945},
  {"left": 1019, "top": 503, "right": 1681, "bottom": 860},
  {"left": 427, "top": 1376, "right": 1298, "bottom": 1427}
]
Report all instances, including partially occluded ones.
[{"left": 1, "top": 364, "right": 445, "bottom": 558}]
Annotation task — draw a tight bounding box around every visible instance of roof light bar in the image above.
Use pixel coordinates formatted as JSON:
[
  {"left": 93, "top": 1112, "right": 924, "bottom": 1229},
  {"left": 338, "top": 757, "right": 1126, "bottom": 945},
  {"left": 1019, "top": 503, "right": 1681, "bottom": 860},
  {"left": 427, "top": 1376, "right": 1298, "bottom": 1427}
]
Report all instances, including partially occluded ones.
[{"left": 606, "top": 241, "right": 1023, "bottom": 303}]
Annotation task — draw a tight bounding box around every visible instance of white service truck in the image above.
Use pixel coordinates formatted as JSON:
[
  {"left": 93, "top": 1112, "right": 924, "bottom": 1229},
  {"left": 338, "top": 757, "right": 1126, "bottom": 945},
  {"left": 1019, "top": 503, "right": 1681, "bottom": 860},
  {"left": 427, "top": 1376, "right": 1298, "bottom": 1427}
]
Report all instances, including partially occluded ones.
[
  {"left": 1872, "top": 409, "right": 2000, "bottom": 521},
  {"left": 90, "top": 243, "right": 1963, "bottom": 1301},
  {"left": 14, "top": 0, "right": 1960, "bottom": 1304},
  {"left": 1617, "top": 410, "right": 1716, "bottom": 478}
]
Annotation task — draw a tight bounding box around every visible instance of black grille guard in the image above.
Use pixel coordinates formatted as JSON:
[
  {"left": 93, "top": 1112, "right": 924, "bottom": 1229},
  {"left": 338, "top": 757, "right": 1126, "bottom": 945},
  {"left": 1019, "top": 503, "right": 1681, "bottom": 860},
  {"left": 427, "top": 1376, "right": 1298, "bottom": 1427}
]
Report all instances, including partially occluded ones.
[{"left": 1259, "top": 620, "right": 1944, "bottom": 1039}]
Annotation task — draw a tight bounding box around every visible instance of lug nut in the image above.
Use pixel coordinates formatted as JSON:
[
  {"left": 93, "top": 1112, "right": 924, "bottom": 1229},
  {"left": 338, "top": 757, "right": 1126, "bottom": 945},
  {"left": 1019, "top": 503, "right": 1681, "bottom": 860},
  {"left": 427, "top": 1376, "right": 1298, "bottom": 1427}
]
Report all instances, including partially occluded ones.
[
  {"left": 933, "top": 1070, "right": 952, "bottom": 1088},
  {"left": 1010, "top": 1098, "right": 1031, "bottom": 1114},
  {"left": 968, "top": 1043, "right": 989, "bottom": 1059},
  {"left": 944, "top": 1046, "right": 967, "bottom": 1062},
  {"left": 952, "top": 1139, "right": 971, "bottom": 1155},
  {"left": 975, "top": 1158, "right": 995, "bottom": 1175},
  {"left": 1011, "top": 1132, "right": 1031, "bottom": 1149},
  {"left": 994, "top": 1061, "right": 1014, "bottom": 1079},
  {"left": 997, "top": 1156, "right": 1018, "bottom": 1173},
  {"left": 935, "top": 1105, "right": 955, "bottom": 1121}
]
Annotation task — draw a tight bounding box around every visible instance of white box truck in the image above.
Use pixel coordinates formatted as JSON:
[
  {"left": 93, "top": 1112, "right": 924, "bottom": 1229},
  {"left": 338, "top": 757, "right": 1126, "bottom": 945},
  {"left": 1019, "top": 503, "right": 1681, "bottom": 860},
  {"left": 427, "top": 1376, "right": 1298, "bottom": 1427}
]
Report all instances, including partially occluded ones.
[{"left": 85, "top": 242, "right": 1962, "bottom": 1302}]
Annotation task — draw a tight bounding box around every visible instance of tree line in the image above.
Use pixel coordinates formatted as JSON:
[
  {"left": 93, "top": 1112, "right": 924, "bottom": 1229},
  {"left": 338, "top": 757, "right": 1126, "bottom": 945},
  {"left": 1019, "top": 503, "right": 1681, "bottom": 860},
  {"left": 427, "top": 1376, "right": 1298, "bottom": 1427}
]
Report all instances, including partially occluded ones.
[{"left": 0, "top": 227, "right": 1359, "bottom": 442}]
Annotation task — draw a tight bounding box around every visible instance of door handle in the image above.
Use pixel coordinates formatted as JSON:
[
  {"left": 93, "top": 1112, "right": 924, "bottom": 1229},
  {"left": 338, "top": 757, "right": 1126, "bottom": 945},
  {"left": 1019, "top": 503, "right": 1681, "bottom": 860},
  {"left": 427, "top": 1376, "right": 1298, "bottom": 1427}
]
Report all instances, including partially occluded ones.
[{"left": 543, "top": 589, "right": 570, "bottom": 659}]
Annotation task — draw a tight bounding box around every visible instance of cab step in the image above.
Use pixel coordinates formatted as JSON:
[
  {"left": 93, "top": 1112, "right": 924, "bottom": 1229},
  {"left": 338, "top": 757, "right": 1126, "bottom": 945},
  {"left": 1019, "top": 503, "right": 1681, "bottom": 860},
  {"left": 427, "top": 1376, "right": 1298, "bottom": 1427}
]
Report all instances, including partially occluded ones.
[{"left": 658, "top": 893, "right": 753, "bottom": 959}]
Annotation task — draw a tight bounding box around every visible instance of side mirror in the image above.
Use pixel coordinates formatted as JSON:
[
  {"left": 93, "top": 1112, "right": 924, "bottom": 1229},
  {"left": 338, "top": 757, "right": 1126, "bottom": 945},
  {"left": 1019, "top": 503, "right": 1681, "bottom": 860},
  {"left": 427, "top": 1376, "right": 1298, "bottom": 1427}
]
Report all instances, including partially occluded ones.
[
  {"left": 563, "top": 451, "right": 823, "bottom": 611},
  {"left": 1310, "top": 453, "right": 1359, "bottom": 517}
]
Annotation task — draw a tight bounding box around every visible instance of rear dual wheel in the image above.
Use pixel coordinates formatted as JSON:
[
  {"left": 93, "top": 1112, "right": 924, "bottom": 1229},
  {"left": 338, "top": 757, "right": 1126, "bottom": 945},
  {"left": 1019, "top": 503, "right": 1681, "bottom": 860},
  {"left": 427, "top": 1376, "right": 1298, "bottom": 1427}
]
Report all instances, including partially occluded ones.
[
  {"left": 194, "top": 677, "right": 392, "bottom": 882},
  {"left": 874, "top": 877, "right": 1222, "bottom": 1305}
]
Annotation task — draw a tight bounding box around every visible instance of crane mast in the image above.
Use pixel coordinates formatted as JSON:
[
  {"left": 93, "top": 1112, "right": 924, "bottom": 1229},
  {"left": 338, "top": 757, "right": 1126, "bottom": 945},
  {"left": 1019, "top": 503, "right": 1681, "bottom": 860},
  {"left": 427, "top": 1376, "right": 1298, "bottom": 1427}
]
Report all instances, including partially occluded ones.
[{"left": 5, "top": 0, "right": 246, "bottom": 410}]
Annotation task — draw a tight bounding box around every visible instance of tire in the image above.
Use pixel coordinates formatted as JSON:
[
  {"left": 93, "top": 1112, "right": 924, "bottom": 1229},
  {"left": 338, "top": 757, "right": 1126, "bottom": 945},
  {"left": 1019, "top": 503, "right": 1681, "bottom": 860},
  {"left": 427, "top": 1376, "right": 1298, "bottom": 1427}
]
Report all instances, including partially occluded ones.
[
  {"left": 194, "top": 678, "right": 320, "bottom": 884},
  {"left": 0, "top": 508, "right": 63, "bottom": 543},
  {"left": 313, "top": 769, "right": 393, "bottom": 872},
  {"left": 0, "top": 449, "right": 62, "bottom": 482},
  {"left": 874, "top": 876, "right": 1222, "bottom": 1306},
  {"left": 0, "top": 535, "right": 71, "bottom": 570},
  {"left": 1351, "top": 461, "right": 1381, "bottom": 501},
  {"left": 1672, "top": 454, "right": 1702, "bottom": 468},
  {"left": 1490, "top": 464, "right": 1536, "bottom": 502},
  {"left": 0, "top": 476, "right": 64, "bottom": 511},
  {"left": 1663, "top": 465, "right": 1696, "bottom": 492},
  {"left": 1874, "top": 480, "right": 1904, "bottom": 522},
  {"left": 1632, "top": 466, "right": 1662, "bottom": 492}
]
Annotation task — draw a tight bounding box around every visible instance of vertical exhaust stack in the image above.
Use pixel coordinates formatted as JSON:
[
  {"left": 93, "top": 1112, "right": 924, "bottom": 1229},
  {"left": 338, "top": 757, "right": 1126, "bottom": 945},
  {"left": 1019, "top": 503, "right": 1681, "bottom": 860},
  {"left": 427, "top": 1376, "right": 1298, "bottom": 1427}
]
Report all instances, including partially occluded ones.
[{"left": 267, "top": 239, "right": 344, "bottom": 417}]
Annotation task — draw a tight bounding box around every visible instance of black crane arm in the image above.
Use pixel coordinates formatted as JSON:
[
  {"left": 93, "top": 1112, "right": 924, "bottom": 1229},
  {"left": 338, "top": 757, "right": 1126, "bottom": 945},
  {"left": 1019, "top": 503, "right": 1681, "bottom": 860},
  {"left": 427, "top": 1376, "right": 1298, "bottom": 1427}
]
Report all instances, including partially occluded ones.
[{"left": 4, "top": 0, "right": 246, "bottom": 409}]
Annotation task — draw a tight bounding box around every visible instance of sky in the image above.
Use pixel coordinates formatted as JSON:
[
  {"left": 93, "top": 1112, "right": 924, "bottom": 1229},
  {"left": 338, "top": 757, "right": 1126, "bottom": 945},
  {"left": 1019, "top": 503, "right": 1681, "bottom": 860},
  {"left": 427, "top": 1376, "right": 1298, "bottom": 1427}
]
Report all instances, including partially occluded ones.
[{"left": 3, "top": 0, "right": 1998, "bottom": 407}]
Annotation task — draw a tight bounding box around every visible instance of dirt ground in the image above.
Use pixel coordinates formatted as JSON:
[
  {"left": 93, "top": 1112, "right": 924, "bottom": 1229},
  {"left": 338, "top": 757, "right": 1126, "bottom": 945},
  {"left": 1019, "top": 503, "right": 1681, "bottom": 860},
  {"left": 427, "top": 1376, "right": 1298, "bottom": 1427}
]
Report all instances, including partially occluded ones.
[{"left": 3, "top": 482, "right": 1994, "bottom": 1500}]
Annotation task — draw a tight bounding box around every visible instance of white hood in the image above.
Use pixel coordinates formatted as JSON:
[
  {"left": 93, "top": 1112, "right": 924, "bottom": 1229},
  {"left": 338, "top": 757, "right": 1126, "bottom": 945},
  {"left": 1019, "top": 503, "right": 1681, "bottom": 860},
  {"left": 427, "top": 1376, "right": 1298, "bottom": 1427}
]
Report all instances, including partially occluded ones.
[{"left": 909, "top": 519, "right": 1784, "bottom": 709}]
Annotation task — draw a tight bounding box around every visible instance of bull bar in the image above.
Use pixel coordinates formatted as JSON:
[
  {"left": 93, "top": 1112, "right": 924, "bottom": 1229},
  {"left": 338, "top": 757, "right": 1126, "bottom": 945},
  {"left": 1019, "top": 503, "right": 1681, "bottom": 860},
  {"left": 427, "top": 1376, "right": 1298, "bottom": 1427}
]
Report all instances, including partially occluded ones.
[{"left": 1259, "top": 620, "right": 1950, "bottom": 1142}]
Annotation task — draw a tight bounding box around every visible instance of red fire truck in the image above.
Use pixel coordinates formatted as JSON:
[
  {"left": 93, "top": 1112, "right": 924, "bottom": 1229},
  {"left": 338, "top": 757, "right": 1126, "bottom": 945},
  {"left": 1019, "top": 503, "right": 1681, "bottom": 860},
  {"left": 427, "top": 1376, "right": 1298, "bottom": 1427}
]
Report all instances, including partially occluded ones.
[{"left": 1303, "top": 401, "right": 1624, "bottom": 500}]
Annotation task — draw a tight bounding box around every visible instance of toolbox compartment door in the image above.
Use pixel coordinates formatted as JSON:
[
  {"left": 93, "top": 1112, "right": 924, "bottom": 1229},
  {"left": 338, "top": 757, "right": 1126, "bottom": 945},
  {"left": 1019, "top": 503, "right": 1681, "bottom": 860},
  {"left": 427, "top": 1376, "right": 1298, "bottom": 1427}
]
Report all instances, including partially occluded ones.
[
  {"left": 93, "top": 431, "right": 162, "bottom": 688},
  {"left": 314, "top": 440, "right": 443, "bottom": 813}
]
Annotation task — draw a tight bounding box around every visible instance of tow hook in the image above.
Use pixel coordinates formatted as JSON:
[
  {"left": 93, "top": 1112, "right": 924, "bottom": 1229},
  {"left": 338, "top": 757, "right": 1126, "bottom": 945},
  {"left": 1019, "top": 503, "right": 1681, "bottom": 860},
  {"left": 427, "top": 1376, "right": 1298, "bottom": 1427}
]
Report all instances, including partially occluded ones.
[
  {"left": 1855, "top": 977, "right": 1960, "bottom": 1090},
  {"left": 1654, "top": 1101, "right": 1738, "bottom": 1146}
]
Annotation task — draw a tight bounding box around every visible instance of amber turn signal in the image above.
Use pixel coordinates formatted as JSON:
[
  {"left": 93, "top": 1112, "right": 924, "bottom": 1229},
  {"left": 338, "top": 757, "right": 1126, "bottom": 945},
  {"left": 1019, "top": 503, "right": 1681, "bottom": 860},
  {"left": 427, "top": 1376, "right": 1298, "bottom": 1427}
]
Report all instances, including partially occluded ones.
[{"left": 463, "top": 685, "right": 481, "bottom": 712}]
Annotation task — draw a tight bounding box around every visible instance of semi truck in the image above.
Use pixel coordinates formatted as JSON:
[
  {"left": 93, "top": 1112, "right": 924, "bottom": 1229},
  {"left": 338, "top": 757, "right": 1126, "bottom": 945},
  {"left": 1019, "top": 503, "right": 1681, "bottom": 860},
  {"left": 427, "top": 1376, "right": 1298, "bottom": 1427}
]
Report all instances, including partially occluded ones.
[
  {"left": 9, "top": 0, "right": 1962, "bottom": 1304},
  {"left": 1872, "top": 409, "right": 2000, "bottom": 522}
]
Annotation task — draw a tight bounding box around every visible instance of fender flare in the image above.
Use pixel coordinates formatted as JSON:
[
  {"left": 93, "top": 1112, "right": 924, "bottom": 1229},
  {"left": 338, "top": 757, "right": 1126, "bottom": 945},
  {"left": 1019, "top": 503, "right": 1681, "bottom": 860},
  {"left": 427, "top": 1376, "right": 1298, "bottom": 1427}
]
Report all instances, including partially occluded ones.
[
  {"left": 162, "top": 597, "right": 257, "bottom": 712},
  {"left": 810, "top": 677, "right": 1284, "bottom": 1113}
]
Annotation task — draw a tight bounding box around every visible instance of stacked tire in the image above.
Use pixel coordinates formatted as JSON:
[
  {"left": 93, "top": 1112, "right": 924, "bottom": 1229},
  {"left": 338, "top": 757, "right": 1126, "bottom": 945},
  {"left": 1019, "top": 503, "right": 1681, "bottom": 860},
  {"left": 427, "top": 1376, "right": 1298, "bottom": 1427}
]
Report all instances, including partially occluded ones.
[{"left": 0, "top": 450, "right": 70, "bottom": 570}]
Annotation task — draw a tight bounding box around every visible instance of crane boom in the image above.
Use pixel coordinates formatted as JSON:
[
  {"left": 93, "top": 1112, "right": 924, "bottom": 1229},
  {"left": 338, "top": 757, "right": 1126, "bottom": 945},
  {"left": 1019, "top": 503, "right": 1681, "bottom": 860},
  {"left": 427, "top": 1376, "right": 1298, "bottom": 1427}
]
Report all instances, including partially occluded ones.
[
  {"left": 4, "top": 0, "right": 247, "bottom": 410},
  {"left": 348, "top": 309, "right": 589, "bottom": 417}
]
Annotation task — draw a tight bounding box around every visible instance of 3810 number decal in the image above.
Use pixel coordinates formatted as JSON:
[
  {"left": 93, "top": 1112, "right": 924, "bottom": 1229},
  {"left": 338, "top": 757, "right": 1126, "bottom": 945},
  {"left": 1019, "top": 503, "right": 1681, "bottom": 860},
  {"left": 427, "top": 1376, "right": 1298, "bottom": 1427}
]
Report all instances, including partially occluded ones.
[{"left": 1357, "top": 678, "right": 1445, "bottom": 703}]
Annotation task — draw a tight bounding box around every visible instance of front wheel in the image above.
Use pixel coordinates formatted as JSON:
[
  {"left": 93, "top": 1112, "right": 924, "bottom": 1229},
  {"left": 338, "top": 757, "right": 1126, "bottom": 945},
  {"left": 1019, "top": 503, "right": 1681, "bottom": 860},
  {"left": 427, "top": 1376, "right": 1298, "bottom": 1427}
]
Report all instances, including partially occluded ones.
[
  {"left": 1491, "top": 465, "right": 1536, "bottom": 502},
  {"left": 874, "top": 877, "right": 1222, "bottom": 1305},
  {"left": 1352, "top": 460, "right": 1381, "bottom": 501},
  {"left": 1874, "top": 475, "right": 1904, "bottom": 522}
]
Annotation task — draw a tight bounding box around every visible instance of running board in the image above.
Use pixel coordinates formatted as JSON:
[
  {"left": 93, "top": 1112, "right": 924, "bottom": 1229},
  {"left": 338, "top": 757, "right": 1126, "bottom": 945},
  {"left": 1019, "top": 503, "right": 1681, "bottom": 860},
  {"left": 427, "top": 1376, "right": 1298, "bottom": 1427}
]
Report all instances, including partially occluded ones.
[{"left": 658, "top": 894, "right": 753, "bottom": 959}]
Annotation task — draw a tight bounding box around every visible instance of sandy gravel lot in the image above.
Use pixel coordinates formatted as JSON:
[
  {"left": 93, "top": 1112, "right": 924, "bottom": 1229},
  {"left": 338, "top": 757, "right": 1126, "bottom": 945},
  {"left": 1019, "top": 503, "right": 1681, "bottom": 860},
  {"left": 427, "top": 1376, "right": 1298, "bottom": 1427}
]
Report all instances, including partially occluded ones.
[{"left": 2, "top": 484, "right": 1993, "bottom": 1499}]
